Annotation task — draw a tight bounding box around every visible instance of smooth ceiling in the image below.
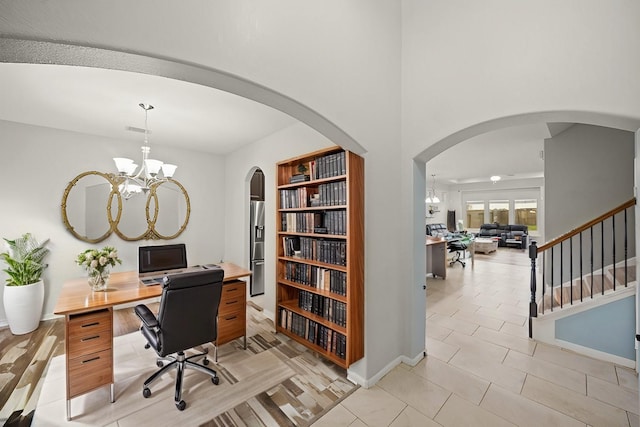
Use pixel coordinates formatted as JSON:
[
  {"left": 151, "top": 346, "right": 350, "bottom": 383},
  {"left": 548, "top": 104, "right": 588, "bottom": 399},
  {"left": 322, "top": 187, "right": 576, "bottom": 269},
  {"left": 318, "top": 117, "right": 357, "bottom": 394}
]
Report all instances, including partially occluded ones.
[{"left": 0, "top": 62, "right": 297, "bottom": 155}]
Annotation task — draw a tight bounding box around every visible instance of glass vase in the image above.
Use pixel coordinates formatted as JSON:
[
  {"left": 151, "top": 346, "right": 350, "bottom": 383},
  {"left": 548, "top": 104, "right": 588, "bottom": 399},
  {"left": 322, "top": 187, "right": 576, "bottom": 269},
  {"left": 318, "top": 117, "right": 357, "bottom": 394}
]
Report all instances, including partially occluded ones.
[{"left": 88, "top": 268, "right": 110, "bottom": 291}]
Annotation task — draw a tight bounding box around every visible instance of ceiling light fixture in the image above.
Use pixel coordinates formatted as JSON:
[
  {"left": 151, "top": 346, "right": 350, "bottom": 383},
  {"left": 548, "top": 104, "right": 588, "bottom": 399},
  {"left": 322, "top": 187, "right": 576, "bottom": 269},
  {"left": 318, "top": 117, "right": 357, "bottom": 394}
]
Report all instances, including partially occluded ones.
[
  {"left": 490, "top": 175, "right": 501, "bottom": 184},
  {"left": 113, "top": 103, "right": 177, "bottom": 200},
  {"left": 425, "top": 174, "right": 440, "bottom": 204}
]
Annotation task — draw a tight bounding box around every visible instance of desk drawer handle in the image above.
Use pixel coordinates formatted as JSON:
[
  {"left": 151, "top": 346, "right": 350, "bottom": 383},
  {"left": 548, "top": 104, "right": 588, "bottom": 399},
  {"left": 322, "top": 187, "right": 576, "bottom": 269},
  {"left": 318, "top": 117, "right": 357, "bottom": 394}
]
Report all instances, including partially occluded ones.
[
  {"left": 81, "top": 322, "right": 100, "bottom": 328},
  {"left": 226, "top": 300, "right": 238, "bottom": 305},
  {"left": 81, "top": 335, "right": 100, "bottom": 342},
  {"left": 224, "top": 315, "right": 237, "bottom": 321},
  {"left": 82, "top": 356, "right": 100, "bottom": 364}
]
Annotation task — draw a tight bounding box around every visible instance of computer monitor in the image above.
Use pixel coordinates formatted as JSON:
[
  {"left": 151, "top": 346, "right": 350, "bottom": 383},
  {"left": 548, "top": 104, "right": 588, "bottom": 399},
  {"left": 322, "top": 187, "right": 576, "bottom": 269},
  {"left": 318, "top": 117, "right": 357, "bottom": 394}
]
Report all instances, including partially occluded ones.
[{"left": 138, "top": 243, "right": 188, "bottom": 274}]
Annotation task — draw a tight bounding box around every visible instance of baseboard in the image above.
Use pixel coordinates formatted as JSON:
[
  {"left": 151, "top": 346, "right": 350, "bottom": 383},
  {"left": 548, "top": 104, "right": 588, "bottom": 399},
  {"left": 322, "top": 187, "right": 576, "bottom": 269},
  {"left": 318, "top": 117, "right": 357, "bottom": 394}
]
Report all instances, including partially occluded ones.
[
  {"left": 348, "top": 350, "right": 425, "bottom": 388},
  {"left": 554, "top": 338, "right": 636, "bottom": 369}
]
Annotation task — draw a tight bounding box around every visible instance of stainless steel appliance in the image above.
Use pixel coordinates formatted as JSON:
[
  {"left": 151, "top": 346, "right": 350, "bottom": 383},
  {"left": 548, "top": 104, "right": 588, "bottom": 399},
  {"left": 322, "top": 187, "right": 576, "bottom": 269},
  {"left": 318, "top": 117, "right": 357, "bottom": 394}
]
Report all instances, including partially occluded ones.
[{"left": 249, "top": 200, "right": 265, "bottom": 296}]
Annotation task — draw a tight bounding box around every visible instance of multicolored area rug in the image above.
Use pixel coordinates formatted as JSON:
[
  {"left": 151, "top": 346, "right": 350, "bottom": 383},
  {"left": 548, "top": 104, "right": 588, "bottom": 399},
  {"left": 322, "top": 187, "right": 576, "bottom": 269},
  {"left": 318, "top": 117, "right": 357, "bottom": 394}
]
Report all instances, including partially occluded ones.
[{"left": 32, "top": 308, "right": 357, "bottom": 426}]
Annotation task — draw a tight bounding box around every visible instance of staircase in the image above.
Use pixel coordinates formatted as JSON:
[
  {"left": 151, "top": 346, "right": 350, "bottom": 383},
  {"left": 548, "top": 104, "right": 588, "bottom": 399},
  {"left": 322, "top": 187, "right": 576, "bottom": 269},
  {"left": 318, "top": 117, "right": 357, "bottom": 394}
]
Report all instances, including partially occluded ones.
[
  {"left": 528, "top": 198, "right": 636, "bottom": 335},
  {"left": 538, "top": 258, "right": 636, "bottom": 314},
  {"left": 526, "top": 199, "right": 637, "bottom": 367}
]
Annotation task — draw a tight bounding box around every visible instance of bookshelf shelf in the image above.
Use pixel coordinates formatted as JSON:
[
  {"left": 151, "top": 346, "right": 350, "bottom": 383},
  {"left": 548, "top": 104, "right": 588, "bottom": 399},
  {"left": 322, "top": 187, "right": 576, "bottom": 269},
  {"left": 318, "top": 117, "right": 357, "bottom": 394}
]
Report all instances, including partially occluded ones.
[
  {"left": 278, "top": 205, "right": 348, "bottom": 212},
  {"left": 277, "top": 278, "right": 348, "bottom": 303},
  {"left": 279, "top": 300, "right": 348, "bottom": 334},
  {"left": 278, "top": 230, "right": 348, "bottom": 239},
  {"left": 277, "top": 256, "right": 348, "bottom": 272},
  {"left": 275, "top": 146, "right": 364, "bottom": 368}
]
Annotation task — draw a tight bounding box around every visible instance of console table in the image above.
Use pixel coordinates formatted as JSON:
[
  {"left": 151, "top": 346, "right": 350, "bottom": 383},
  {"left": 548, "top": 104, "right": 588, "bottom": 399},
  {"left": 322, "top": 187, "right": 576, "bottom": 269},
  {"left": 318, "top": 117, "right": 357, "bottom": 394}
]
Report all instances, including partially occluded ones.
[{"left": 53, "top": 262, "right": 251, "bottom": 420}]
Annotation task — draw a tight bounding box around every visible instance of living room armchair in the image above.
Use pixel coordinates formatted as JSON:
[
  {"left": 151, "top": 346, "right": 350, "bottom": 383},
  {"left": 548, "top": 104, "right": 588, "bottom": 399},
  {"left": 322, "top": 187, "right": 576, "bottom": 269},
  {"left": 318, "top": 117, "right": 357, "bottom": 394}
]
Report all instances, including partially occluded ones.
[
  {"left": 134, "top": 268, "right": 224, "bottom": 411},
  {"left": 503, "top": 225, "right": 528, "bottom": 249}
]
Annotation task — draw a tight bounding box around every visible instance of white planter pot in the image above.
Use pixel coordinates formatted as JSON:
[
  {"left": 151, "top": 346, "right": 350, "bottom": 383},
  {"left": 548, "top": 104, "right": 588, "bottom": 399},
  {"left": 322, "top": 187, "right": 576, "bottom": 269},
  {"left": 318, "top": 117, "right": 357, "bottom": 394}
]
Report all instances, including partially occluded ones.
[{"left": 3, "top": 280, "right": 44, "bottom": 335}]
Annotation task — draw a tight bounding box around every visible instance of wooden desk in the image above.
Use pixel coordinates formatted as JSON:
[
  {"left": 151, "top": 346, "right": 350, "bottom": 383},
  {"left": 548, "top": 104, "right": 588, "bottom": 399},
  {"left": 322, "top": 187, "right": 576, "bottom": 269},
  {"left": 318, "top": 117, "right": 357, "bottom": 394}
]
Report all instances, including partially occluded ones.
[
  {"left": 54, "top": 262, "right": 251, "bottom": 420},
  {"left": 426, "top": 236, "right": 447, "bottom": 279}
]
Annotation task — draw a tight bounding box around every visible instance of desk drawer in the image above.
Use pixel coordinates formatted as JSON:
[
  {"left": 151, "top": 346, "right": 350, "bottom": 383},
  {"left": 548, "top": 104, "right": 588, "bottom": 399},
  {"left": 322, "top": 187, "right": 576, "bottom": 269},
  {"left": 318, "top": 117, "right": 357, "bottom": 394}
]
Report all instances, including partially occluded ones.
[
  {"left": 67, "top": 309, "right": 112, "bottom": 359},
  {"left": 68, "top": 328, "right": 112, "bottom": 360},
  {"left": 219, "top": 281, "right": 245, "bottom": 316},
  {"left": 68, "top": 348, "right": 113, "bottom": 398},
  {"left": 68, "top": 309, "right": 112, "bottom": 337},
  {"left": 217, "top": 309, "right": 246, "bottom": 345}
]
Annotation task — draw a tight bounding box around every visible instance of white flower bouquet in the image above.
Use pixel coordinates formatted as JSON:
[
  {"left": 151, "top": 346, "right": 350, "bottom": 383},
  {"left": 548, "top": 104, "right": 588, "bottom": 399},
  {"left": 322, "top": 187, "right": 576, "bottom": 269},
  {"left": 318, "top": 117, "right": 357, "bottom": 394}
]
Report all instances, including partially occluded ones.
[
  {"left": 76, "top": 246, "right": 122, "bottom": 274},
  {"left": 76, "top": 246, "right": 122, "bottom": 291}
]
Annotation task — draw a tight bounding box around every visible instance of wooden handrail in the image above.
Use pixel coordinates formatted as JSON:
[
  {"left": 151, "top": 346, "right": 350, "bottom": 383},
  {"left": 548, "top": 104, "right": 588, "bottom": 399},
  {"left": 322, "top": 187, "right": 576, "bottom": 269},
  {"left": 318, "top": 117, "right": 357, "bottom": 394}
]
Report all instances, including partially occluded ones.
[{"left": 537, "top": 198, "right": 636, "bottom": 252}]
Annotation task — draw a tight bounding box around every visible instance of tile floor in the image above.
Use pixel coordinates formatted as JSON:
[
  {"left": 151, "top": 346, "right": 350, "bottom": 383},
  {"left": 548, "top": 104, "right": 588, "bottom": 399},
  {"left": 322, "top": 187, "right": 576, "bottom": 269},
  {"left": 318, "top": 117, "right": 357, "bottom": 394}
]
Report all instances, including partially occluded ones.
[{"left": 312, "top": 249, "right": 640, "bottom": 427}]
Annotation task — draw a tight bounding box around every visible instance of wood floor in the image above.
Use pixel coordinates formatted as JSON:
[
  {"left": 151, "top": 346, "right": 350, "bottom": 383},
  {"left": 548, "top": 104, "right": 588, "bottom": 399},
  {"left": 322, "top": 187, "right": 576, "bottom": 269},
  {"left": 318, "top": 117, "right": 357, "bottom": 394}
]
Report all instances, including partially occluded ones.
[
  {"left": 0, "top": 304, "right": 151, "bottom": 426},
  {"left": 1, "top": 300, "right": 358, "bottom": 426}
]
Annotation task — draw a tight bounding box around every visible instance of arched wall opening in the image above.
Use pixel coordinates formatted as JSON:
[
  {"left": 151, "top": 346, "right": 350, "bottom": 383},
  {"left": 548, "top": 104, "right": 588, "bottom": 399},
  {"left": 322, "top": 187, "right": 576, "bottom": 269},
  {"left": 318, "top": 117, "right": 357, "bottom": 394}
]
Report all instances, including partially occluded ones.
[
  {"left": 416, "top": 111, "right": 640, "bottom": 164},
  {"left": 413, "top": 110, "right": 640, "bottom": 371}
]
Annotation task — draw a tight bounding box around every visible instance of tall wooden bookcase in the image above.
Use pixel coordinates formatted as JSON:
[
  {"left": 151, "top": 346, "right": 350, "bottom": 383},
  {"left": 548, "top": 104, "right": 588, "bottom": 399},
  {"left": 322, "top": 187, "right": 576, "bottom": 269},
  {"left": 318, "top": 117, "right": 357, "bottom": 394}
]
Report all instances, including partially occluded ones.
[{"left": 275, "top": 146, "right": 364, "bottom": 368}]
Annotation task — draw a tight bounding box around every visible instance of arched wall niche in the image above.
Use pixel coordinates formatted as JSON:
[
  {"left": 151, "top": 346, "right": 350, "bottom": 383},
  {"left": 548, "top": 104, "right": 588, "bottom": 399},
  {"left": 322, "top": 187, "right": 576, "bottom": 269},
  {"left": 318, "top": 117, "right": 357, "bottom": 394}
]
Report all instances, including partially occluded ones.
[{"left": 0, "top": 37, "right": 366, "bottom": 156}]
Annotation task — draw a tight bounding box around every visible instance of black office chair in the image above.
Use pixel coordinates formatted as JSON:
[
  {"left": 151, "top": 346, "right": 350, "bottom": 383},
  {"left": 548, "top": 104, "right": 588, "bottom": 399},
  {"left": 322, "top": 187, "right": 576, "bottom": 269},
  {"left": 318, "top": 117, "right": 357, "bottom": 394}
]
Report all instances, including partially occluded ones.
[
  {"left": 448, "top": 240, "right": 467, "bottom": 267},
  {"left": 134, "top": 268, "right": 224, "bottom": 411}
]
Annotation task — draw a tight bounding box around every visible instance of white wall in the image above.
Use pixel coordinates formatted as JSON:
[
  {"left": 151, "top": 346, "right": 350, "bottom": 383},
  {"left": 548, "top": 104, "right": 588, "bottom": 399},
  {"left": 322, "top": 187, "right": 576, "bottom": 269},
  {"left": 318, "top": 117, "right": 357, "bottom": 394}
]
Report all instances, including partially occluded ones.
[
  {"left": 0, "top": 120, "right": 225, "bottom": 325},
  {"left": 403, "top": 0, "right": 640, "bottom": 160},
  {"left": 545, "top": 125, "right": 634, "bottom": 239}
]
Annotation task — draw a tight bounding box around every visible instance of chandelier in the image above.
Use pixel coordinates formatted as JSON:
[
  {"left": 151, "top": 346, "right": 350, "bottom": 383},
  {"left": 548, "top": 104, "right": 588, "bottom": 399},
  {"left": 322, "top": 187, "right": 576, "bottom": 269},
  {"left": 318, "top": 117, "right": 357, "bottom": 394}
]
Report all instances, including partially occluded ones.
[
  {"left": 425, "top": 174, "right": 440, "bottom": 204},
  {"left": 113, "top": 103, "right": 177, "bottom": 200}
]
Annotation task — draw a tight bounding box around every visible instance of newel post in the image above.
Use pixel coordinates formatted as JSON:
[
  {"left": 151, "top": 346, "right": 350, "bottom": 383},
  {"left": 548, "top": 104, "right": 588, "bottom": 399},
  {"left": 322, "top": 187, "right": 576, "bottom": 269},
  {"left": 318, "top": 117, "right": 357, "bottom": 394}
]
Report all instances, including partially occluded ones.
[{"left": 528, "top": 240, "right": 538, "bottom": 338}]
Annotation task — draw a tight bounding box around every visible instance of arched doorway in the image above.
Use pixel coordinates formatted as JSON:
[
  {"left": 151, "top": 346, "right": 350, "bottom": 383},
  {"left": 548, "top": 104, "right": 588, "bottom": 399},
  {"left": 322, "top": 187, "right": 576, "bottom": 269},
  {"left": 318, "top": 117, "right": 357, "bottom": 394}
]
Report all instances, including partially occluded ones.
[{"left": 415, "top": 113, "right": 640, "bottom": 373}]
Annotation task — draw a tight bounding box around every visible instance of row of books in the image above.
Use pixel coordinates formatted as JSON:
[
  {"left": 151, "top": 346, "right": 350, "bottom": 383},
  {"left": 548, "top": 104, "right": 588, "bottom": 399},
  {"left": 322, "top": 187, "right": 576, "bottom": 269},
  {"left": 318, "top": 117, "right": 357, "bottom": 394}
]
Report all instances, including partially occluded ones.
[
  {"left": 278, "top": 181, "right": 347, "bottom": 209},
  {"left": 317, "top": 181, "right": 347, "bottom": 206},
  {"left": 281, "top": 212, "right": 322, "bottom": 234},
  {"left": 299, "top": 237, "right": 347, "bottom": 266},
  {"left": 280, "top": 210, "right": 346, "bottom": 235},
  {"left": 279, "top": 187, "right": 311, "bottom": 209},
  {"left": 312, "top": 151, "right": 347, "bottom": 180},
  {"left": 283, "top": 261, "right": 347, "bottom": 296},
  {"left": 298, "top": 290, "right": 347, "bottom": 327},
  {"left": 278, "top": 308, "right": 347, "bottom": 360},
  {"left": 323, "top": 210, "right": 347, "bottom": 235}
]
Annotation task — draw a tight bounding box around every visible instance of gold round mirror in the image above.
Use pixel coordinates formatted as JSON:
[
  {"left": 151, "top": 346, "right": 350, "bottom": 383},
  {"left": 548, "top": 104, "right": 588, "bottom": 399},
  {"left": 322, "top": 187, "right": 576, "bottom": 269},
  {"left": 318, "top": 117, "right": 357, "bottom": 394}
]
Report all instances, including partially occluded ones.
[
  {"left": 62, "top": 172, "right": 190, "bottom": 242},
  {"left": 61, "top": 171, "right": 121, "bottom": 243},
  {"left": 149, "top": 179, "right": 191, "bottom": 240}
]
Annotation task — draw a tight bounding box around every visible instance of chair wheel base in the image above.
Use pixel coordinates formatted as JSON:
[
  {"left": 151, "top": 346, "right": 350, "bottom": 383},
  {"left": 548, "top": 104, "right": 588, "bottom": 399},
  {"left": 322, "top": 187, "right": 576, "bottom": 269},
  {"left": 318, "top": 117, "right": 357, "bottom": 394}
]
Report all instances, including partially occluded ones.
[
  {"left": 143, "top": 387, "right": 151, "bottom": 398},
  {"left": 176, "top": 400, "right": 186, "bottom": 411},
  {"left": 212, "top": 376, "right": 219, "bottom": 385},
  {"left": 203, "top": 358, "right": 209, "bottom": 366}
]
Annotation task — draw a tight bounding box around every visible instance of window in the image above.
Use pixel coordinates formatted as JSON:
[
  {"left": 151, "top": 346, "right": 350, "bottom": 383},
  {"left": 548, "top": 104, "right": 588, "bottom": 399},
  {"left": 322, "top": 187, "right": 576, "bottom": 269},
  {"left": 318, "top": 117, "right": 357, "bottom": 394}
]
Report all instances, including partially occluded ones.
[
  {"left": 515, "top": 199, "right": 537, "bottom": 231},
  {"left": 489, "top": 200, "right": 509, "bottom": 224},
  {"left": 466, "top": 201, "right": 485, "bottom": 228}
]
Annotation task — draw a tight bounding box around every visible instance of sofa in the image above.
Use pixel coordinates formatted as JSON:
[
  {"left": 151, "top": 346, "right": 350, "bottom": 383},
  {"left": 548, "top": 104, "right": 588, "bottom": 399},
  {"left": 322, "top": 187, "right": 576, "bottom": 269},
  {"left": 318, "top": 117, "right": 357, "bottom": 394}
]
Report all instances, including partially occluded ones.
[{"left": 477, "top": 223, "right": 528, "bottom": 249}]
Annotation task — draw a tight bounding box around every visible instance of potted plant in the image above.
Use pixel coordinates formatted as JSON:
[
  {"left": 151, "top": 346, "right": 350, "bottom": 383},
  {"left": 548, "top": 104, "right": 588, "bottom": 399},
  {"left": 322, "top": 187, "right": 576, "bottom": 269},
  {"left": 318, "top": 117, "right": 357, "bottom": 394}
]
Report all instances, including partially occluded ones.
[{"left": 1, "top": 233, "right": 50, "bottom": 334}]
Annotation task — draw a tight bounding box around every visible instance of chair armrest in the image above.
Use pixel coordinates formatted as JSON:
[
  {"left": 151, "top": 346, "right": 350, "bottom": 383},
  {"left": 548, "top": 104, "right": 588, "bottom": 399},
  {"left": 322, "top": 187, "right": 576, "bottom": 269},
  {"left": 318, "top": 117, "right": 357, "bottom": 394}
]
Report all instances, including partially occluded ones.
[{"left": 134, "top": 304, "right": 159, "bottom": 329}]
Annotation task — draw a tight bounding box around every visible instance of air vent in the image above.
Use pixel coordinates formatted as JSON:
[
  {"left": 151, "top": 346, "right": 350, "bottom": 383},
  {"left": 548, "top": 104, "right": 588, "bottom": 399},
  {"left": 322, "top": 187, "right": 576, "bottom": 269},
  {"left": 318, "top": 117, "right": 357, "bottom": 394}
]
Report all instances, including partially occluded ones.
[{"left": 125, "top": 126, "right": 152, "bottom": 134}]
